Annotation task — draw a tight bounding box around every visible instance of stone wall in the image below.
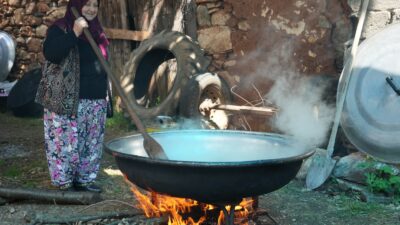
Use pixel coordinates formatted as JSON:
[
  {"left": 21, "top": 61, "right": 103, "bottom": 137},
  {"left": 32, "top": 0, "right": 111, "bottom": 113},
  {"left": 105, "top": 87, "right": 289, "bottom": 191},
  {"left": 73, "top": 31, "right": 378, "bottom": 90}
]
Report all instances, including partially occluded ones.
[
  {"left": 0, "top": 0, "right": 67, "bottom": 79},
  {"left": 194, "top": 0, "right": 400, "bottom": 94},
  {"left": 2, "top": 0, "right": 400, "bottom": 85}
]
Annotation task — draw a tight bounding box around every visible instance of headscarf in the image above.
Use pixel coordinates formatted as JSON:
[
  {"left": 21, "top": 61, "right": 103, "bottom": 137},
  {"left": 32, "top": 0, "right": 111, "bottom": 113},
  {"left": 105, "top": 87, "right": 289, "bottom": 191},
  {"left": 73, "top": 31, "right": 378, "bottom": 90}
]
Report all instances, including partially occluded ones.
[{"left": 53, "top": 0, "right": 109, "bottom": 59}]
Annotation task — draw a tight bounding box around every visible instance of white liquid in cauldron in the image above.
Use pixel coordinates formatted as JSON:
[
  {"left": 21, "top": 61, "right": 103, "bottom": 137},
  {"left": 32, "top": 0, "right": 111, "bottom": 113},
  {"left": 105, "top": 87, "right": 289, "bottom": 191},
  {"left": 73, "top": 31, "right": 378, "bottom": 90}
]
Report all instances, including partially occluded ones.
[{"left": 109, "top": 131, "right": 310, "bottom": 163}]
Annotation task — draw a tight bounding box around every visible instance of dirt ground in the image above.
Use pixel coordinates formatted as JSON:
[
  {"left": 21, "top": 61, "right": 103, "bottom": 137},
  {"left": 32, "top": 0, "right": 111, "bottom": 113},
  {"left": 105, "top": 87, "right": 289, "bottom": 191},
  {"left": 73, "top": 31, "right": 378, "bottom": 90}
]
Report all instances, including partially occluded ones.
[{"left": 0, "top": 108, "right": 399, "bottom": 225}]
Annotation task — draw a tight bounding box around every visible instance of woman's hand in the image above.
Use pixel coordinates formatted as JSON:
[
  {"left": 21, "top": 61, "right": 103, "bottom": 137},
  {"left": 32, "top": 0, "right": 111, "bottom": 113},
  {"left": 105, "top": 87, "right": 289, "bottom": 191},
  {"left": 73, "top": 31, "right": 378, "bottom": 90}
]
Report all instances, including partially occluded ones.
[{"left": 73, "top": 17, "right": 88, "bottom": 37}]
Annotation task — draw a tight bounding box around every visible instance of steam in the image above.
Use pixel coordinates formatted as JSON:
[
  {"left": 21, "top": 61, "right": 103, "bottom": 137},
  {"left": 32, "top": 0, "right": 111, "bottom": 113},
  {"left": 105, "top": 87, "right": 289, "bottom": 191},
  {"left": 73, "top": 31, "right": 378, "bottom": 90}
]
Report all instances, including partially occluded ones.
[
  {"left": 175, "top": 8, "right": 337, "bottom": 148},
  {"left": 235, "top": 33, "right": 298, "bottom": 87},
  {"left": 177, "top": 117, "right": 204, "bottom": 130},
  {"left": 267, "top": 75, "right": 335, "bottom": 147},
  {"left": 234, "top": 26, "right": 335, "bottom": 148}
]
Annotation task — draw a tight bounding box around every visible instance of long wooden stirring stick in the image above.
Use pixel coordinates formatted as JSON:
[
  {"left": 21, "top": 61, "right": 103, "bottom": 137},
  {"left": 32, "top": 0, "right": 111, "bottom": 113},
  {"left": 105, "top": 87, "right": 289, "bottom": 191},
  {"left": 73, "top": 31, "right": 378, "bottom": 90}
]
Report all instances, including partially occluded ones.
[{"left": 71, "top": 7, "right": 168, "bottom": 159}]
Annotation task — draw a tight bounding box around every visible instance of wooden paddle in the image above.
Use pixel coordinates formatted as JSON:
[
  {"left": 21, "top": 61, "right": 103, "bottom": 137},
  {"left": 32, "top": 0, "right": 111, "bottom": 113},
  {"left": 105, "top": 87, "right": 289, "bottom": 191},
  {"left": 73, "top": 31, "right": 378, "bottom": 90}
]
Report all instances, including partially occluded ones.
[{"left": 71, "top": 7, "right": 168, "bottom": 159}]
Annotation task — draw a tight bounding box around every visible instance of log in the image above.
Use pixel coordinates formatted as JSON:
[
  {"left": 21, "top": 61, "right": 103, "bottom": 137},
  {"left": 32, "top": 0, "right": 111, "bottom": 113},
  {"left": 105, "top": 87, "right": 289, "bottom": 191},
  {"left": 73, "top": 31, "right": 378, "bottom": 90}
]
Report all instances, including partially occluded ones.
[
  {"left": 26, "top": 211, "right": 143, "bottom": 225},
  {"left": 104, "top": 28, "right": 150, "bottom": 41},
  {"left": 0, "top": 187, "right": 102, "bottom": 205},
  {"left": 0, "top": 196, "right": 8, "bottom": 206}
]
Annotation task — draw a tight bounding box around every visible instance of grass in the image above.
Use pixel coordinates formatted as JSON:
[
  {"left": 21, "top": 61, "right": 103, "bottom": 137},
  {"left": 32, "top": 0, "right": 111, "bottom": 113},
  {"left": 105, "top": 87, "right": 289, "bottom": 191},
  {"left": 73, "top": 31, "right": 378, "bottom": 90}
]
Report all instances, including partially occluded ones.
[
  {"left": 106, "top": 110, "right": 135, "bottom": 131},
  {"left": 334, "top": 194, "right": 384, "bottom": 215},
  {"left": 346, "top": 199, "right": 382, "bottom": 215},
  {"left": 3, "top": 164, "right": 23, "bottom": 178},
  {"left": 23, "top": 181, "right": 37, "bottom": 188},
  {"left": 0, "top": 111, "right": 42, "bottom": 127}
]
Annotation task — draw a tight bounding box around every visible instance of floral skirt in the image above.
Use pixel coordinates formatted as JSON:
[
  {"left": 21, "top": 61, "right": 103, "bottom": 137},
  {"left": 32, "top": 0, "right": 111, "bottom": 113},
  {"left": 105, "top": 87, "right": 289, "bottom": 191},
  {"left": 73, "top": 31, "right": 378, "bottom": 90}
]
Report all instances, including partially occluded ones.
[{"left": 43, "top": 99, "right": 107, "bottom": 188}]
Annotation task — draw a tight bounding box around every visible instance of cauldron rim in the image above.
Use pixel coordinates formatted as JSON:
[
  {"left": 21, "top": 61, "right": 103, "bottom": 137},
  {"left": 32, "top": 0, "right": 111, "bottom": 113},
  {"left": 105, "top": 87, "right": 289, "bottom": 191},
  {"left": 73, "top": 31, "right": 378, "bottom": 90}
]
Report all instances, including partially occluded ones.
[{"left": 104, "top": 129, "right": 315, "bottom": 167}]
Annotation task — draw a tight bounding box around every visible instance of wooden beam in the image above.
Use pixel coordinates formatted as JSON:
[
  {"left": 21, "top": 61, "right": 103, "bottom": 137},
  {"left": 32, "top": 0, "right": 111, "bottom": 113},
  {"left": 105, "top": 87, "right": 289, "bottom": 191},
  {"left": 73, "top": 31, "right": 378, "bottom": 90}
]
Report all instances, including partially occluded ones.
[
  {"left": 104, "top": 28, "right": 150, "bottom": 41},
  {"left": 211, "top": 104, "right": 277, "bottom": 116}
]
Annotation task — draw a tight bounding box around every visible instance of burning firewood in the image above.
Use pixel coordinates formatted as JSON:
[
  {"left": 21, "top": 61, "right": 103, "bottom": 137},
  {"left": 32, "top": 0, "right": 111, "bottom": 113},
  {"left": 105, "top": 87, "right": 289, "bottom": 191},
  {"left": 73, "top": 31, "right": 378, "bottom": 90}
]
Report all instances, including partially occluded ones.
[{"left": 0, "top": 187, "right": 101, "bottom": 205}]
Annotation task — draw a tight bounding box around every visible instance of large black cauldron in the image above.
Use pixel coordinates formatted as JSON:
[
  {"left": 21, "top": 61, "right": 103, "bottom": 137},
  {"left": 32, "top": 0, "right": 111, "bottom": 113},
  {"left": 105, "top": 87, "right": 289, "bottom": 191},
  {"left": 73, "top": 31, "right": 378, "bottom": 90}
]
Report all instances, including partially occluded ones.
[{"left": 105, "top": 130, "right": 314, "bottom": 204}]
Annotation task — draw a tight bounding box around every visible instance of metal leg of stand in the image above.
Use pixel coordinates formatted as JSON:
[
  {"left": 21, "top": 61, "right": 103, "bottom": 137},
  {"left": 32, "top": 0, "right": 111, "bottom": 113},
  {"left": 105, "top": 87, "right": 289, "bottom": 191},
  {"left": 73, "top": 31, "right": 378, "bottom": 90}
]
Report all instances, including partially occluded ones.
[{"left": 220, "top": 205, "right": 236, "bottom": 225}]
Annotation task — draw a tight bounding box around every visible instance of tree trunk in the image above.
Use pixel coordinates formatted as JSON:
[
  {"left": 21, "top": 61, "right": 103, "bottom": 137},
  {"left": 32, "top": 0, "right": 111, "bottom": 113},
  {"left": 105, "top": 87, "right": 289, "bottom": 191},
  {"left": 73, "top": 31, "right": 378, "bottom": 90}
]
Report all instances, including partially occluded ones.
[
  {"left": 98, "top": 0, "right": 132, "bottom": 82},
  {"left": 184, "top": 0, "right": 198, "bottom": 39},
  {"left": 128, "top": 0, "right": 194, "bottom": 35}
]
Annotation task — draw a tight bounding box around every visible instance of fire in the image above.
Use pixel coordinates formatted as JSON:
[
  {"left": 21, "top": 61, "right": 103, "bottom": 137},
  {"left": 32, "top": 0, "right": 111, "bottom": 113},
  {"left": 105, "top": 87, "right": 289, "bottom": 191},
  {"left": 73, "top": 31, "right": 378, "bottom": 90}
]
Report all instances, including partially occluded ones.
[{"left": 129, "top": 183, "right": 255, "bottom": 225}]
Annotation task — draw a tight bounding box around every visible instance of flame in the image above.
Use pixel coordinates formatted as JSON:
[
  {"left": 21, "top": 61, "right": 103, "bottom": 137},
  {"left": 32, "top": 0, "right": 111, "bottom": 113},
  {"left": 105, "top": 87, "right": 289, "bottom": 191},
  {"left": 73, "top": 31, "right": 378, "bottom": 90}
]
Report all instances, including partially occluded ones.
[
  {"left": 128, "top": 182, "right": 254, "bottom": 225},
  {"left": 237, "top": 198, "right": 255, "bottom": 218},
  {"left": 130, "top": 185, "right": 206, "bottom": 224}
]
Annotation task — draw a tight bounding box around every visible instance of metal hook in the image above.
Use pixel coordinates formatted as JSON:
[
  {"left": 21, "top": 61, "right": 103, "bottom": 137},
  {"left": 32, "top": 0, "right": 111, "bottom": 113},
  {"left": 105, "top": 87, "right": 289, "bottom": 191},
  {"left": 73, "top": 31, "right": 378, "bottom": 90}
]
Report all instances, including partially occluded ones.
[{"left": 385, "top": 75, "right": 400, "bottom": 96}]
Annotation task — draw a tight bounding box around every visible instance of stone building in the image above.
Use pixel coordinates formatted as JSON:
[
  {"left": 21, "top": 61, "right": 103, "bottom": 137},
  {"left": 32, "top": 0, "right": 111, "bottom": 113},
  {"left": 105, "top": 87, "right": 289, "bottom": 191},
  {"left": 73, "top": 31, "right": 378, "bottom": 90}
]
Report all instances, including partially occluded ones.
[{"left": 1, "top": 0, "right": 400, "bottom": 131}]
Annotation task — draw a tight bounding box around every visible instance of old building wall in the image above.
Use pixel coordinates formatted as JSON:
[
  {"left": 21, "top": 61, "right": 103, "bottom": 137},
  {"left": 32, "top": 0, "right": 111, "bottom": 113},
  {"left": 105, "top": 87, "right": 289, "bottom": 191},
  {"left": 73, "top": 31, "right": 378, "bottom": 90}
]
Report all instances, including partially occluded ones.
[
  {"left": 1, "top": 0, "right": 67, "bottom": 78},
  {"left": 193, "top": 0, "right": 400, "bottom": 130},
  {"left": 194, "top": 0, "right": 400, "bottom": 83},
  {"left": 2, "top": 0, "right": 399, "bottom": 78},
  {"left": 2, "top": 0, "right": 400, "bottom": 129}
]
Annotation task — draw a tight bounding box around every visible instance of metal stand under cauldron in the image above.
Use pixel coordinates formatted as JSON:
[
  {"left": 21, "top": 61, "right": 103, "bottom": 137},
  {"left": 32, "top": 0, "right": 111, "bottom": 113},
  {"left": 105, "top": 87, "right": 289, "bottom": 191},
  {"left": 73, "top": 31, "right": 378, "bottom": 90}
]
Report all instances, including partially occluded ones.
[
  {"left": 215, "top": 199, "right": 278, "bottom": 225},
  {"left": 218, "top": 204, "right": 236, "bottom": 225}
]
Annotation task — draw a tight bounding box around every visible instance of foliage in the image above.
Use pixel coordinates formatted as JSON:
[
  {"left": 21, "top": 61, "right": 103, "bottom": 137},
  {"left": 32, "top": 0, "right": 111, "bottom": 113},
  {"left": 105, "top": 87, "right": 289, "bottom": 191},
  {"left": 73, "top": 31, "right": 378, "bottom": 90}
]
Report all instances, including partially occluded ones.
[
  {"left": 360, "top": 161, "right": 400, "bottom": 197},
  {"left": 106, "top": 110, "right": 135, "bottom": 131},
  {"left": 155, "top": 96, "right": 161, "bottom": 105}
]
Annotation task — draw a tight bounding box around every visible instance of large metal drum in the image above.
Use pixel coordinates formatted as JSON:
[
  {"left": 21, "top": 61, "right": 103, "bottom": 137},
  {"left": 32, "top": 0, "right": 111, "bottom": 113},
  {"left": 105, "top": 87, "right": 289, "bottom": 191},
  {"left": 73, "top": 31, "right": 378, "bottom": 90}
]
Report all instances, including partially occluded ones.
[
  {"left": 0, "top": 31, "right": 16, "bottom": 81},
  {"left": 340, "top": 23, "right": 400, "bottom": 163},
  {"left": 105, "top": 130, "right": 314, "bottom": 204}
]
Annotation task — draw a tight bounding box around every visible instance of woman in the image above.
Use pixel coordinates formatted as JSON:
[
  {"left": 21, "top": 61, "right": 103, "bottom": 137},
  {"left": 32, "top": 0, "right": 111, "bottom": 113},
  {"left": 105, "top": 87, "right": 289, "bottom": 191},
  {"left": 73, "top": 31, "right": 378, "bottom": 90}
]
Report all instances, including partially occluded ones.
[{"left": 35, "top": 0, "right": 109, "bottom": 192}]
